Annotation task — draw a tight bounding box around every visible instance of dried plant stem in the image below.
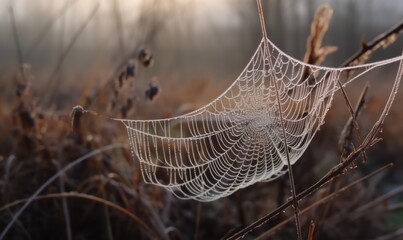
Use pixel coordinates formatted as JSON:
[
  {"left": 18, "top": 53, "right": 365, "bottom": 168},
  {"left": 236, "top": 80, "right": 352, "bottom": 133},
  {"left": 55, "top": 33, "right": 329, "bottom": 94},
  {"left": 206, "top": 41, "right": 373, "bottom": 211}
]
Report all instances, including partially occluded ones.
[
  {"left": 256, "top": 163, "right": 393, "bottom": 239},
  {"left": 273, "top": 75, "right": 302, "bottom": 240},
  {"left": 27, "top": 0, "right": 79, "bottom": 58},
  {"left": 9, "top": 6, "right": 23, "bottom": 67},
  {"left": 335, "top": 79, "right": 368, "bottom": 163},
  {"left": 256, "top": 0, "right": 302, "bottom": 239},
  {"left": 0, "top": 143, "right": 126, "bottom": 240},
  {"left": 194, "top": 202, "right": 202, "bottom": 240},
  {"left": 102, "top": 186, "right": 114, "bottom": 240},
  {"left": 307, "top": 221, "right": 316, "bottom": 240},
  {"left": 53, "top": 160, "right": 73, "bottom": 240},
  {"left": 226, "top": 51, "right": 403, "bottom": 240},
  {"left": 112, "top": 0, "right": 126, "bottom": 55},
  {"left": 0, "top": 192, "right": 158, "bottom": 239},
  {"left": 338, "top": 83, "right": 369, "bottom": 156},
  {"left": 372, "top": 227, "right": 403, "bottom": 240},
  {"left": 3, "top": 156, "right": 31, "bottom": 240},
  {"left": 42, "top": 3, "right": 100, "bottom": 106},
  {"left": 342, "top": 20, "right": 403, "bottom": 67},
  {"left": 349, "top": 185, "right": 403, "bottom": 221}
]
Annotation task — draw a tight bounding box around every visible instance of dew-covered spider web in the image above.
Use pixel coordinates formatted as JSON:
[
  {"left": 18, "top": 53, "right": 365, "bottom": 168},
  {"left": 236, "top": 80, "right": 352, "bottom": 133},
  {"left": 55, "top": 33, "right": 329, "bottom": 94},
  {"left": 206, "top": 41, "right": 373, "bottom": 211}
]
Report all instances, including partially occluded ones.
[{"left": 115, "top": 36, "right": 403, "bottom": 201}]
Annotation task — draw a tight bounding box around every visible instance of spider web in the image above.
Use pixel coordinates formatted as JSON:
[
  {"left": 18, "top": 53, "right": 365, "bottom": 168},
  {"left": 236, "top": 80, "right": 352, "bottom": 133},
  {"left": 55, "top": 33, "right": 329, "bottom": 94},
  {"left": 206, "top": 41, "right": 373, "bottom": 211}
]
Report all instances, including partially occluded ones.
[{"left": 117, "top": 37, "right": 403, "bottom": 201}]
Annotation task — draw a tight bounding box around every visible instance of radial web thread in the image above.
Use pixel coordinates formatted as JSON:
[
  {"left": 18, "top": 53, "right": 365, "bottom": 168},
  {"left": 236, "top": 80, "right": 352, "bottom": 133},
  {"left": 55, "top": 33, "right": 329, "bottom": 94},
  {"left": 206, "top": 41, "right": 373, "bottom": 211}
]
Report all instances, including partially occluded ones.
[{"left": 118, "top": 37, "right": 403, "bottom": 201}]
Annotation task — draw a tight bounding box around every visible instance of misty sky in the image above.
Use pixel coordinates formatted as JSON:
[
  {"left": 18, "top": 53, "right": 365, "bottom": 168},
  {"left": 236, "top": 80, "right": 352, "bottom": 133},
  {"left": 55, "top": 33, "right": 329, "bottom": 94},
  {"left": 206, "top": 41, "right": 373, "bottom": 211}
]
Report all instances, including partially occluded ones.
[{"left": 1, "top": 0, "right": 402, "bottom": 80}]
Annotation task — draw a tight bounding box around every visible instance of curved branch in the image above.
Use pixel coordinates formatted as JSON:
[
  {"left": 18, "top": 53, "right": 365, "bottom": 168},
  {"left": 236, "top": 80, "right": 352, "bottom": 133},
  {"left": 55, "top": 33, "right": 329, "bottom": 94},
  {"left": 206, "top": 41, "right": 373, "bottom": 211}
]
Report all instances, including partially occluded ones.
[{"left": 342, "top": 20, "right": 403, "bottom": 67}]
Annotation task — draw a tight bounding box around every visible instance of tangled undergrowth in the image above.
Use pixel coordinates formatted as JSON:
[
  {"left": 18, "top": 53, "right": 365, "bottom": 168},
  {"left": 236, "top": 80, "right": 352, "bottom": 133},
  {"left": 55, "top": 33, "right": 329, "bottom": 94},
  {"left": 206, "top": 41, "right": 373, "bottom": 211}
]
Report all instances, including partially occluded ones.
[{"left": 1, "top": 3, "right": 403, "bottom": 240}]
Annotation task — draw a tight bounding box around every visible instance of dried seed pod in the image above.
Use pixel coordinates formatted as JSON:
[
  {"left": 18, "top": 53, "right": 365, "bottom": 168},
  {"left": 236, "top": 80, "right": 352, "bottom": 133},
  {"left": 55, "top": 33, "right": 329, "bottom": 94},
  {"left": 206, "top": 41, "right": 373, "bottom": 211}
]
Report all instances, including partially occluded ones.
[
  {"left": 126, "top": 59, "right": 136, "bottom": 77},
  {"left": 15, "top": 63, "right": 32, "bottom": 97},
  {"left": 126, "top": 97, "right": 133, "bottom": 110},
  {"left": 138, "top": 48, "right": 153, "bottom": 67},
  {"left": 118, "top": 71, "right": 125, "bottom": 87},
  {"left": 16, "top": 82, "right": 26, "bottom": 97},
  {"left": 71, "top": 105, "right": 85, "bottom": 137},
  {"left": 145, "top": 81, "right": 159, "bottom": 101},
  {"left": 121, "top": 106, "right": 127, "bottom": 118},
  {"left": 15, "top": 102, "right": 35, "bottom": 130}
]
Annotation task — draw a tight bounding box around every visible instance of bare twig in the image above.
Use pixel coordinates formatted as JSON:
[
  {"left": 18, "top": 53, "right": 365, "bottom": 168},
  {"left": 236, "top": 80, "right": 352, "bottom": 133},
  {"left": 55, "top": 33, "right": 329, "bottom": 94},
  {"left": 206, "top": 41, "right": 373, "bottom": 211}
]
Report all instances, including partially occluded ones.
[
  {"left": 349, "top": 185, "right": 403, "bottom": 221},
  {"left": 273, "top": 70, "right": 302, "bottom": 240},
  {"left": 195, "top": 202, "right": 202, "bottom": 240},
  {"left": 336, "top": 19, "right": 403, "bottom": 162},
  {"left": 342, "top": 20, "right": 403, "bottom": 67},
  {"left": 371, "top": 227, "right": 403, "bottom": 240},
  {"left": 9, "top": 6, "right": 23, "bottom": 67},
  {"left": 226, "top": 52, "right": 403, "bottom": 240},
  {"left": 338, "top": 83, "right": 369, "bottom": 157},
  {"left": 315, "top": 83, "right": 369, "bottom": 226},
  {"left": 307, "top": 221, "right": 316, "bottom": 240},
  {"left": 255, "top": 163, "right": 393, "bottom": 239},
  {"left": 256, "top": 0, "right": 302, "bottom": 239},
  {"left": 52, "top": 160, "right": 72, "bottom": 240},
  {"left": 112, "top": 0, "right": 126, "bottom": 55},
  {"left": 384, "top": 202, "right": 403, "bottom": 212}
]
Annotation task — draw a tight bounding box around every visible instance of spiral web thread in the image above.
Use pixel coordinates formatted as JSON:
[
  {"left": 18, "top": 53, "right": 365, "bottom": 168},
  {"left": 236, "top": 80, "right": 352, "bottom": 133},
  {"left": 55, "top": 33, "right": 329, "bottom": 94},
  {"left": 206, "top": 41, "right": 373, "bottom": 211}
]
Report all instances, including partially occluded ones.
[{"left": 114, "top": 35, "right": 403, "bottom": 202}]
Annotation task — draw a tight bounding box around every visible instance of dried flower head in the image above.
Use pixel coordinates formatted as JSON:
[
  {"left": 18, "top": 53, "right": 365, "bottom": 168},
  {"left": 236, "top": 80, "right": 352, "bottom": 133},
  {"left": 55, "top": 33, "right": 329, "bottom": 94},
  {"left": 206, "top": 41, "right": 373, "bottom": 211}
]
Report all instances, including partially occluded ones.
[
  {"left": 145, "top": 80, "right": 159, "bottom": 101},
  {"left": 138, "top": 48, "right": 154, "bottom": 67}
]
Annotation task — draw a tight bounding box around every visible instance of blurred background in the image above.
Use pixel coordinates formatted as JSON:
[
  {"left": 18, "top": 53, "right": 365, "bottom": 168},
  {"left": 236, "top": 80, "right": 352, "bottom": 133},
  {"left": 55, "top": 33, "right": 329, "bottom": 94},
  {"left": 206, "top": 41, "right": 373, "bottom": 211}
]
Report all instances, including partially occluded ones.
[
  {"left": 1, "top": 0, "right": 403, "bottom": 96},
  {"left": 1, "top": 0, "right": 403, "bottom": 239}
]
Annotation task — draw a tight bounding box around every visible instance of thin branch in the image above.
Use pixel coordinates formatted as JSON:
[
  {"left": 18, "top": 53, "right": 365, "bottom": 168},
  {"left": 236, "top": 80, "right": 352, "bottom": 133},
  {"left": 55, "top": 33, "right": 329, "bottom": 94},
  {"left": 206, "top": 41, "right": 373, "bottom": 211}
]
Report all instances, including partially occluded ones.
[
  {"left": 26, "top": 0, "right": 79, "bottom": 58},
  {"left": 307, "top": 221, "right": 316, "bottom": 240},
  {"left": 371, "top": 227, "right": 403, "bottom": 240},
  {"left": 336, "top": 19, "right": 403, "bottom": 163},
  {"left": 384, "top": 202, "right": 403, "bottom": 212},
  {"left": 9, "top": 6, "right": 23, "bottom": 67},
  {"left": 226, "top": 52, "right": 403, "bottom": 240},
  {"left": 195, "top": 202, "right": 202, "bottom": 240},
  {"left": 273, "top": 70, "right": 302, "bottom": 240},
  {"left": 342, "top": 20, "right": 403, "bottom": 68},
  {"left": 349, "top": 185, "right": 403, "bottom": 221},
  {"left": 256, "top": 163, "right": 393, "bottom": 239},
  {"left": 53, "top": 160, "right": 73, "bottom": 240},
  {"left": 338, "top": 83, "right": 369, "bottom": 157},
  {"left": 112, "top": 0, "right": 126, "bottom": 55},
  {"left": 42, "top": 3, "right": 100, "bottom": 106},
  {"left": 256, "top": 0, "right": 302, "bottom": 239}
]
